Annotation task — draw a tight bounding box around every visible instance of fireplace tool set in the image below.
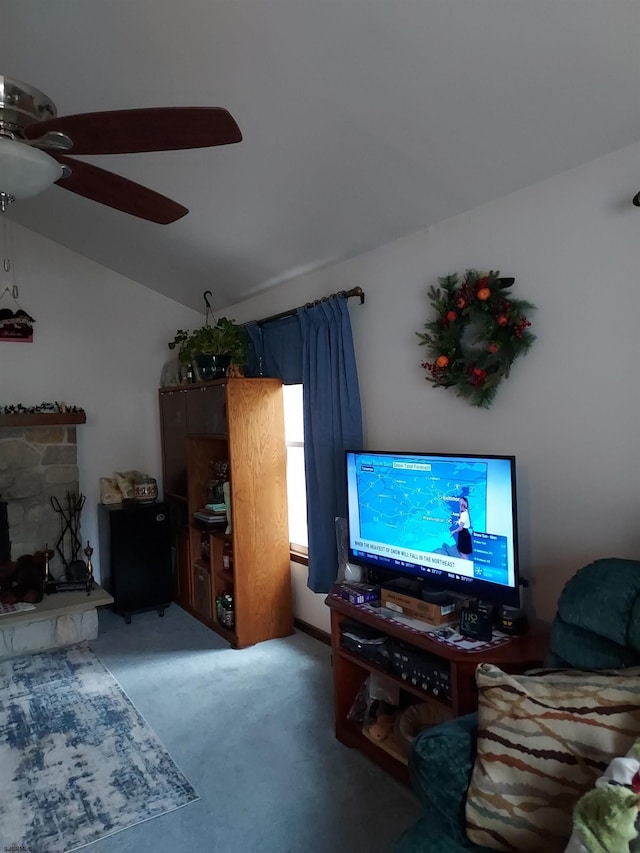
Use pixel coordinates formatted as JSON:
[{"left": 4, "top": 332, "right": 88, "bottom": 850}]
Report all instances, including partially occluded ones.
[{"left": 46, "top": 492, "right": 94, "bottom": 594}]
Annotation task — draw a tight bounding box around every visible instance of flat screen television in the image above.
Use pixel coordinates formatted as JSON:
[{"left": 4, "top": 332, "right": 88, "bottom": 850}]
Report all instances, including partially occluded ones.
[{"left": 346, "top": 450, "right": 521, "bottom": 607}]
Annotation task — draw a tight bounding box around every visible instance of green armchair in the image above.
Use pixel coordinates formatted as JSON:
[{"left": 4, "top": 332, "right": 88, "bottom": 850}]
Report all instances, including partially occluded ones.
[{"left": 395, "top": 558, "right": 640, "bottom": 853}]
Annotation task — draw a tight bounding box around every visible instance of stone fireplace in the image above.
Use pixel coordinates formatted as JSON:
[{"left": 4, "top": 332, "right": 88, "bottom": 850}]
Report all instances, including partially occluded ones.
[
  {"left": 0, "top": 418, "right": 82, "bottom": 578},
  {"left": 0, "top": 411, "right": 115, "bottom": 660}
]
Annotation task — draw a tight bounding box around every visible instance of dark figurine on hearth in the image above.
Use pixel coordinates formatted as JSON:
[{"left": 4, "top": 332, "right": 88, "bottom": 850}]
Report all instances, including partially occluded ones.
[{"left": 0, "top": 553, "right": 45, "bottom": 604}]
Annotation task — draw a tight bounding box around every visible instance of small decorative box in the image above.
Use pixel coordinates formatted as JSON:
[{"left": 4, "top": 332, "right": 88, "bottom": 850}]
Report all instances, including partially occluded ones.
[{"left": 337, "top": 582, "right": 380, "bottom": 605}]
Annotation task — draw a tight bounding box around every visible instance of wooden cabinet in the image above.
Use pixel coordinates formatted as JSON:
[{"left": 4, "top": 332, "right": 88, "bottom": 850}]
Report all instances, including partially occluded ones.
[
  {"left": 325, "top": 589, "right": 548, "bottom": 785},
  {"left": 159, "top": 384, "right": 228, "bottom": 500},
  {"left": 159, "top": 378, "right": 293, "bottom": 648},
  {"left": 192, "top": 559, "right": 213, "bottom": 620},
  {"left": 159, "top": 388, "right": 188, "bottom": 499},
  {"left": 185, "top": 384, "right": 227, "bottom": 434}
]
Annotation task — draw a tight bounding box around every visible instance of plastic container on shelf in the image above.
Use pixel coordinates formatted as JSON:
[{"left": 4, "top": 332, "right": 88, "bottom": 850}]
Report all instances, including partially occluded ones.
[{"left": 221, "top": 593, "right": 235, "bottom": 629}]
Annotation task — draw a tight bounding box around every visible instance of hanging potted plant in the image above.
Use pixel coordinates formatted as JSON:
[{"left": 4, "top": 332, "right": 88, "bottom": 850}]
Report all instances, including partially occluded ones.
[{"left": 169, "top": 317, "right": 249, "bottom": 381}]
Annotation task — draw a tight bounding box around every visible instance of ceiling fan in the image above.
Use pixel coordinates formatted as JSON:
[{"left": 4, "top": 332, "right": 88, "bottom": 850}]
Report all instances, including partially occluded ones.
[{"left": 0, "top": 76, "right": 242, "bottom": 224}]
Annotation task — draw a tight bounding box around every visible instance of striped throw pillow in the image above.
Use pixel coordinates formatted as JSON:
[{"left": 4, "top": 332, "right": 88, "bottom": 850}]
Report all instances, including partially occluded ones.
[{"left": 465, "top": 664, "right": 640, "bottom": 852}]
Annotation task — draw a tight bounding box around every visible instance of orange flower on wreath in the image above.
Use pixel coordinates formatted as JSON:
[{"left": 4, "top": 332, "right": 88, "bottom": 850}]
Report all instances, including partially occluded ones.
[{"left": 435, "top": 355, "right": 449, "bottom": 368}]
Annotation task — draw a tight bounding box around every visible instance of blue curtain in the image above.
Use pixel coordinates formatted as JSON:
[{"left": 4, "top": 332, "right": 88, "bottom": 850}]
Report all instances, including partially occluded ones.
[
  {"left": 244, "top": 321, "right": 264, "bottom": 378},
  {"left": 244, "top": 317, "right": 302, "bottom": 383},
  {"left": 298, "top": 296, "right": 363, "bottom": 592},
  {"left": 246, "top": 297, "right": 363, "bottom": 592}
]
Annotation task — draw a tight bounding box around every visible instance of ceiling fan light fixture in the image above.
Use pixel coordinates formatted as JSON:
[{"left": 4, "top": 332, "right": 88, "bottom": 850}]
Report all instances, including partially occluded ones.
[
  {"left": 0, "top": 76, "right": 242, "bottom": 222},
  {"left": 0, "top": 138, "right": 62, "bottom": 206}
]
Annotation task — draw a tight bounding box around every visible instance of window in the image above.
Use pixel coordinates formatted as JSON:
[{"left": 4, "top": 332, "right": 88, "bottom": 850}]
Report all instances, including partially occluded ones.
[{"left": 283, "top": 384, "right": 308, "bottom": 554}]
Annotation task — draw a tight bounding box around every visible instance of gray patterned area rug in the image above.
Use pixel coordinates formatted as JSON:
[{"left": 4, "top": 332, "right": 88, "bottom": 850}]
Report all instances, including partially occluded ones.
[{"left": 0, "top": 643, "right": 199, "bottom": 852}]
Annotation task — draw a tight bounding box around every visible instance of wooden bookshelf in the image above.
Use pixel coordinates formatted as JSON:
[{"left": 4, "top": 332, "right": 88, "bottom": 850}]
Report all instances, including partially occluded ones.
[{"left": 160, "top": 378, "right": 293, "bottom": 648}]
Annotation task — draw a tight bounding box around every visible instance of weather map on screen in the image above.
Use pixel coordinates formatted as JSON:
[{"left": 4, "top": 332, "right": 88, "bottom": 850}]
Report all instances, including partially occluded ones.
[
  {"left": 346, "top": 450, "right": 519, "bottom": 606},
  {"left": 355, "top": 456, "right": 487, "bottom": 556}
]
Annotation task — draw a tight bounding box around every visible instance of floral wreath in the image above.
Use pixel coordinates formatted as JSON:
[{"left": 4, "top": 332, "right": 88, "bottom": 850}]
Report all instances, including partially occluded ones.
[{"left": 417, "top": 270, "right": 536, "bottom": 408}]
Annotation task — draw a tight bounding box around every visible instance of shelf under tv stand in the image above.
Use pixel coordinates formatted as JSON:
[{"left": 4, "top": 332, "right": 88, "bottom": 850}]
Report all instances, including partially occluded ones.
[{"left": 325, "top": 587, "right": 549, "bottom": 785}]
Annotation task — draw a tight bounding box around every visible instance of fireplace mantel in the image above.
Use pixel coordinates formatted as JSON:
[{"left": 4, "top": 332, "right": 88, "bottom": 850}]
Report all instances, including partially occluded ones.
[{"left": 0, "top": 412, "right": 86, "bottom": 428}]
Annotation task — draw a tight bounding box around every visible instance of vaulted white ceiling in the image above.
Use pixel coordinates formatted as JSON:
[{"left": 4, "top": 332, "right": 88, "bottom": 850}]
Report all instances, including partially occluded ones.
[{"left": 2, "top": 1, "right": 639, "bottom": 311}]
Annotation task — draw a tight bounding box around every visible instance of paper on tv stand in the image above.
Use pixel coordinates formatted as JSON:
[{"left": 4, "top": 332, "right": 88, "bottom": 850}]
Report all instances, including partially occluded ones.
[{"left": 372, "top": 605, "right": 510, "bottom": 650}]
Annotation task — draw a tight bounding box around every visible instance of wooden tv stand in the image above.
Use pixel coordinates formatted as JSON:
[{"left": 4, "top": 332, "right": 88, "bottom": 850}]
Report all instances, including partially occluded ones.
[{"left": 325, "top": 588, "right": 549, "bottom": 785}]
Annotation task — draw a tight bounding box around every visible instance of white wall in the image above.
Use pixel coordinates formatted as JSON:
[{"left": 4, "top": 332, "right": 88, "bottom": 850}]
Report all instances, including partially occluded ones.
[
  {"left": 0, "top": 224, "right": 203, "bottom": 583},
  {"left": 223, "top": 139, "right": 640, "bottom": 627},
  {"left": 5, "top": 139, "right": 638, "bottom": 630}
]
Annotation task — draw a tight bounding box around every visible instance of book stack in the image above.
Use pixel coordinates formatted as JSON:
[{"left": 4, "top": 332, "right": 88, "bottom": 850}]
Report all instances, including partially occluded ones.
[{"left": 193, "top": 503, "right": 227, "bottom": 525}]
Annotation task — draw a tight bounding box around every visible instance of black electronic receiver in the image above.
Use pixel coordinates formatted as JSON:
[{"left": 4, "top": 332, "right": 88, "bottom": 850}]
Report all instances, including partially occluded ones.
[
  {"left": 339, "top": 620, "right": 391, "bottom": 668},
  {"left": 389, "top": 640, "right": 452, "bottom": 701}
]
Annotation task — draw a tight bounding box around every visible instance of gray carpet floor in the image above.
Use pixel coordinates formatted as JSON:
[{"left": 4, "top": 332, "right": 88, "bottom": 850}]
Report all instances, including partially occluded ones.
[{"left": 87, "top": 604, "right": 421, "bottom": 853}]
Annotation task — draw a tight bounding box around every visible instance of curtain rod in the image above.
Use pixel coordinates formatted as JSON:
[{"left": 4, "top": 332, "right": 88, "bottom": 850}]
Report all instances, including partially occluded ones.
[{"left": 253, "top": 286, "right": 365, "bottom": 327}]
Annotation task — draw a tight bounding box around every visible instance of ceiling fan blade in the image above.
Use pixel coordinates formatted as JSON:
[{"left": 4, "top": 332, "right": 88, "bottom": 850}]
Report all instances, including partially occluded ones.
[
  {"left": 53, "top": 154, "right": 188, "bottom": 224},
  {"left": 25, "top": 107, "right": 242, "bottom": 154}
]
